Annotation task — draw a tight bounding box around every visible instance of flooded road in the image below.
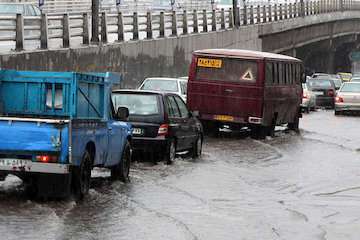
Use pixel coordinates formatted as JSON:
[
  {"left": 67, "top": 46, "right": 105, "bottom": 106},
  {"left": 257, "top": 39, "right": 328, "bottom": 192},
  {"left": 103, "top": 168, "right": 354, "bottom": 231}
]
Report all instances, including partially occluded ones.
[{"left": 1, "top": 110, "right": 360, "bottom": 240}]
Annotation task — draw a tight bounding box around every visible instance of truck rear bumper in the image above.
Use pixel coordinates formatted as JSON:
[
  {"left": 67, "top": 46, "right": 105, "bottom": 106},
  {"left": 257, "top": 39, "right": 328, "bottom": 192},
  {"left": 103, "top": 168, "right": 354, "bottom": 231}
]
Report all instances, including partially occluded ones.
[{"left": 0, "top": 159, "right": 69, "bottom": 174}]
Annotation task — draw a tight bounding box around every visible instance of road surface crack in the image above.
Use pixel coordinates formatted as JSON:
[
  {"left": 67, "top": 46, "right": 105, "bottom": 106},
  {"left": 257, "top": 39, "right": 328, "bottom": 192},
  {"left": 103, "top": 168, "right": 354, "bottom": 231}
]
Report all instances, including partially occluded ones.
[
  {"left": 285, "top": 208, "right": 309, "bottom": 222},
  {"left": 314, "top": 186, "right": 360, "bottom": 196},
  {"left": 130, "top": 198, "right": 199, "bottom": 240}
]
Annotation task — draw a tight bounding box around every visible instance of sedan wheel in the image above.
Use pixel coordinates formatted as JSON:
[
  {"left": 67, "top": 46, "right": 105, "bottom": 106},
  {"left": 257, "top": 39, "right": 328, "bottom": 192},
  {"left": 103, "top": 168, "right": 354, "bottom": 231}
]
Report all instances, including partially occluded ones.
[
  {"left": 192, "top": 135, "right": 202, "bottom": 158},
  {"left": 165, "top": 140, "right": 176, "bottom": 164}
]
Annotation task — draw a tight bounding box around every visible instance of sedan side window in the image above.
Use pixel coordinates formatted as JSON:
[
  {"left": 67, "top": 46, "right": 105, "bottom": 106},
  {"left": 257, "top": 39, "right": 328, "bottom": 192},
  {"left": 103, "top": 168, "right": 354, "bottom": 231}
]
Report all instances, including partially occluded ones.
[
  {"left": 174, "top": 95, "right": 189, "bottom": 118},
  {"left": 166, "top": 96, "right": 181, "bottom": 118}
]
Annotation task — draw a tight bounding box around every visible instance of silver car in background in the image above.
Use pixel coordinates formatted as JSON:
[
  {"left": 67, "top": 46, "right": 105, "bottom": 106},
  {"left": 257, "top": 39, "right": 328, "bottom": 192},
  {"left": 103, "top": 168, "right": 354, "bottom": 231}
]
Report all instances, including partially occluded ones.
[
  {"left": 138, "top": 77, "right": 188, "bottom": 102},
  {"left": 301, "top": 82, "right": 316, "bottom": 113},
  {"left": 335, "top": 82, "right": 360, "bottom": 115}
]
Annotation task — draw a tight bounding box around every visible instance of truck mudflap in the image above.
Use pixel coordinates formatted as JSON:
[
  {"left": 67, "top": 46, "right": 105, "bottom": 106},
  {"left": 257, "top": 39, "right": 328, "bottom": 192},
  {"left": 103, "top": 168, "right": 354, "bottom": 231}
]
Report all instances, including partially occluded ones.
[{"left": 0, "top": 159, "right": 69, "bottom": 174}]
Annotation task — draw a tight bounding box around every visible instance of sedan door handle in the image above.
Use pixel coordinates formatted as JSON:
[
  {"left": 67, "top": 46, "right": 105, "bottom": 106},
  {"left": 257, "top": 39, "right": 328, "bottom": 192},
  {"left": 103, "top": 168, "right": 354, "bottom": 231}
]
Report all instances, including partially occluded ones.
[{"left": 224, "top": 89, "right": 233, "bottom": 93}]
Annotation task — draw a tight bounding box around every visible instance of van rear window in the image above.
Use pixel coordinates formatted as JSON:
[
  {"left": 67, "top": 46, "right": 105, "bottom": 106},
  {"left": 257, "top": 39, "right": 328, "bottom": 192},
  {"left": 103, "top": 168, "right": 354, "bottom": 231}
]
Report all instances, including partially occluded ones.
[{"left": 195, "top": 58, "right": 258, "bottom": 83}]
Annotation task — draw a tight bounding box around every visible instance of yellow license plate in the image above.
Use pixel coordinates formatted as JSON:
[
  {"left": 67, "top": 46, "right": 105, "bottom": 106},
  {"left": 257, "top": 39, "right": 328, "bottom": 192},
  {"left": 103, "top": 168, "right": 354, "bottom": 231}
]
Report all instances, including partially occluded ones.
[
  {"left": 197, "top": 58, "right": 222, "bottom": 68},
  {"left": 214, "top": 115, "right": 234, "bottom": 122}
]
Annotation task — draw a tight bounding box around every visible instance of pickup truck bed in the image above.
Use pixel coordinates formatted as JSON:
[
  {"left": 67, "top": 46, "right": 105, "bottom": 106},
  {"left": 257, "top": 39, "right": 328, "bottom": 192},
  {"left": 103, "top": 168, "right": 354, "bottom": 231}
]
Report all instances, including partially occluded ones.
[{"left": 0, "top": 70, "right": 132, "bottom": 199}]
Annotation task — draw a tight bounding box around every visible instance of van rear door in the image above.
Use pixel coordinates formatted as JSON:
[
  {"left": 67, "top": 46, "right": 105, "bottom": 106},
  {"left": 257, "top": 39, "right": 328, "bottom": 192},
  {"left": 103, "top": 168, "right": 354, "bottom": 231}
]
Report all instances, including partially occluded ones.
[{"left": 188, "top": 56, "right": 264, "bottom": 123}]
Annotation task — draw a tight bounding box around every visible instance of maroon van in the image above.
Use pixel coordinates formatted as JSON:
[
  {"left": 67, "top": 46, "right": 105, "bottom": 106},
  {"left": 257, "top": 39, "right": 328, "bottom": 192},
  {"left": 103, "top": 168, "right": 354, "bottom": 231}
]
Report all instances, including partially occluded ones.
[{"left": 187, "top": 49, "right": 304, "bottom": 139}]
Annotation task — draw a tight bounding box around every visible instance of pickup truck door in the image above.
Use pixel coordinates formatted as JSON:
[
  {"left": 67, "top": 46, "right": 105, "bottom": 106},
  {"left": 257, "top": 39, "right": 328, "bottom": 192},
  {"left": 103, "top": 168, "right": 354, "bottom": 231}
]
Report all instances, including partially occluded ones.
[{"left": 106, "top": 119, "right": 126, "bottom": 167}]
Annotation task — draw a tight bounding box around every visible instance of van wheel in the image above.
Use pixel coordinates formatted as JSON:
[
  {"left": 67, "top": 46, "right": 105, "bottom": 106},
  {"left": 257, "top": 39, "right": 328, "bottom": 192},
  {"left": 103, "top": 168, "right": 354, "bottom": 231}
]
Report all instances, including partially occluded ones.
[
  {"left": 72, "top": 150, "right": 92, "bottom": 200},
  {"left": 251, "top": 126, "right": 268, "bottom": 139},
  {"left": 191, "top": 134, "right": 203, "bottom": 158},
  {"left": 288, "top": 116, "right": 300, "bottom": 132},
  {"left": 111, "top": 141, "right": 131, "bottom": 182},
  {"left": 165, "top": 139, "right": 176, "bottom": 164},
  {"left": 268, "top": 118, "right": 277, "bottom": 137}
]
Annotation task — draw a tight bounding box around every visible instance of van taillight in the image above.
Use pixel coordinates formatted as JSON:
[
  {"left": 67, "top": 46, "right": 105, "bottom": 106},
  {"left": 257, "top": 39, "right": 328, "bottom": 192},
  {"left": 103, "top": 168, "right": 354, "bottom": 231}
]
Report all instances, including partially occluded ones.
[
  {"left": 36, "top": 155, "right": 58, "bottom": 163},
  {"left": 158, "top": 124, "right": 169, "bottom": 136},
  {"left": 328, "top": 89, "right": 335, "bottom": 97}
]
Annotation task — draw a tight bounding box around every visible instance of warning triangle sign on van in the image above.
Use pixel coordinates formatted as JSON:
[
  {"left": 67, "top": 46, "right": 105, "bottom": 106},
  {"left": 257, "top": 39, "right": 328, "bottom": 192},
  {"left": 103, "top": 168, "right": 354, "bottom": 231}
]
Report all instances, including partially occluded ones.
[{"left": 241, "top": 69, "right": 254, "bottom": 81}]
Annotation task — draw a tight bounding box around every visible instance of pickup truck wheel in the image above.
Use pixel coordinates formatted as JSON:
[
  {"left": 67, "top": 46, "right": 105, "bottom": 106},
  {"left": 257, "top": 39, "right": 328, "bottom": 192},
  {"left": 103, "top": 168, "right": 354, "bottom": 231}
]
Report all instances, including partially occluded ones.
[
  {"left": 165, "top": 139, "right": 176, "bottom": 164},
  {"left": 72, "top": 150, "right": 92, "bottom": 200},
  {"left": 191, "top": 135, "right": 203, "bottom": 158},
  {"left": 111, "top": 141, "right": 131, "bottom": 182}
]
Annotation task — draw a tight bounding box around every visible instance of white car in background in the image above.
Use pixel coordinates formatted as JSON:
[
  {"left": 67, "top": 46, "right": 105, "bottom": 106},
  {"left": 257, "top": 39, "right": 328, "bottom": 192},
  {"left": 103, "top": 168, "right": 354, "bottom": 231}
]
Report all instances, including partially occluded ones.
[
  {"left": 335, "top": 82, "right": 360, "bottom": 115},
  {"left": 138, "top": 77, "right": 188, "bottom": 102}
]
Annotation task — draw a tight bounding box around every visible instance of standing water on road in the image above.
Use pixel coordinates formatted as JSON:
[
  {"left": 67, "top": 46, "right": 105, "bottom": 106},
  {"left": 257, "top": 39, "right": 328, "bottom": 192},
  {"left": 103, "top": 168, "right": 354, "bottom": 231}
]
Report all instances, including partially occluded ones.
[{"left": 1, "top": 110, "right": 360, "bottom": 239}]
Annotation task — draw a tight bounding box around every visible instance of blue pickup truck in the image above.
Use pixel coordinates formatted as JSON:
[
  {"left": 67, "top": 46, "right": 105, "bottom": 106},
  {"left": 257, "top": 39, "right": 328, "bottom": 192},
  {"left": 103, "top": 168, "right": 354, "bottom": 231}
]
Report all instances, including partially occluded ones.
[{"left": 0, "top": 70, "right": 132, "bottom": 199}]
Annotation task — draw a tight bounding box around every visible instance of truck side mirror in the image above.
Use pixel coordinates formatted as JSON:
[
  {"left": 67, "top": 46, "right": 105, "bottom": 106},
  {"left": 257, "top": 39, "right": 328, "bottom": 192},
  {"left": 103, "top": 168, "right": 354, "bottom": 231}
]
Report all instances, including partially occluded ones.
[{"left": 116, "top": 107, "right": 129, "bottom": 121}]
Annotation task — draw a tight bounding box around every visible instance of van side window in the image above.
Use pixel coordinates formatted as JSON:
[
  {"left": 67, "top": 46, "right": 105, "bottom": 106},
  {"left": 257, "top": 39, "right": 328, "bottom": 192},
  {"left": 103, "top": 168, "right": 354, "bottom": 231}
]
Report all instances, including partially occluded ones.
[
  {"left": 266, "top": 62, "right": 273, "bottom": 85},
  {"left": 296, "top": 64, "right": 300, "bottom": 83},
  {"left": 166, "top": 96, "right": 181, "bottom": 118},
  {"left": 286, "top": 64, "right": 290, "bottom": 84},
  {"left": 272, "top": 63, "right": 277, "bottom": 85},
  {"left": 278, "top": 63, "right": 283, "bottom": 85},
  {"left": 283, "top": 63, "right": 289, "bottom": 84}
]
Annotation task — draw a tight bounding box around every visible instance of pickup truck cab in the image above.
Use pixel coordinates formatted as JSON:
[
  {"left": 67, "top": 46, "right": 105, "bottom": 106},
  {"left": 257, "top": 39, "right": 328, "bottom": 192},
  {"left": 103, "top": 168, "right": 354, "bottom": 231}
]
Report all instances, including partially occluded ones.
[{"left": 0, "top": 70, "right": 132, "bottom": 199}]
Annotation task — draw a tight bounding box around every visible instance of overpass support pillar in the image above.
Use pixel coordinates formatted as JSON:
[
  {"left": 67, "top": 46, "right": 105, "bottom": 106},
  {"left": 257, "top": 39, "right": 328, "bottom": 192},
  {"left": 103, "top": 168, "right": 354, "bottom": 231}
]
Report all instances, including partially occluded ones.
[{"left": 327, "top": 50, "right": 335, "bottom": 74}]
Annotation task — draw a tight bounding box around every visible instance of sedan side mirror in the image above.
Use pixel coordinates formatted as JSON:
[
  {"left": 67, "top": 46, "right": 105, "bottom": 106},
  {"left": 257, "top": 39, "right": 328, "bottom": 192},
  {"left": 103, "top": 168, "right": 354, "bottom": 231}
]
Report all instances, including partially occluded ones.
[{"left": 115, "top": 107, "right": 129, "bottom": 121}]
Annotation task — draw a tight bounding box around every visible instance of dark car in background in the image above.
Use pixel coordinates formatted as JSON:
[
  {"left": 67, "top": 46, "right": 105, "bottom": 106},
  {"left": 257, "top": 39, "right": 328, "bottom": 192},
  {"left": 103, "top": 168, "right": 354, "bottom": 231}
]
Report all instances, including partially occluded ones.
[
  {"left": 112, "top": 90, "right": 203, "bottom": 163},
  {"left": 308, "top": 78, "right": 336, "bottom": 108}
]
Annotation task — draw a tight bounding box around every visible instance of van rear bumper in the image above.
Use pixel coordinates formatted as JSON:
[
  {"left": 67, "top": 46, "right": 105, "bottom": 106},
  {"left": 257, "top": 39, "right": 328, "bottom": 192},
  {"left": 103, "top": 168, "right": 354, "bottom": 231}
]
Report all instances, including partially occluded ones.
[{"left": 0, "top": 159, "right": 69, "bottom": 174}]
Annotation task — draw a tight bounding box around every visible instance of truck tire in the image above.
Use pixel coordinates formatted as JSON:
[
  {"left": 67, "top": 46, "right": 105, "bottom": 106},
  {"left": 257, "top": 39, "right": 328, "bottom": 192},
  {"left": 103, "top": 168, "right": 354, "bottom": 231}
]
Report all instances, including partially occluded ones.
[
  {"left": 111, "top": 141, "right": 131, "bottom": 182},
  {"left": 191, "top": 134, "right": 203, "bottom": 158},
  {"left": 72, "top": 150, "right": 92, "bottom": 200}
]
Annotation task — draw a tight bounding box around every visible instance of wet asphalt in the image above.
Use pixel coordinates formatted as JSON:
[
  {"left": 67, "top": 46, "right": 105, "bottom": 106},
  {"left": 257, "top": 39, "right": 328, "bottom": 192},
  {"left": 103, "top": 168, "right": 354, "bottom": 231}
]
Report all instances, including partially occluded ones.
[{"left": 1, "top": 110, "right": 360, "bottom": 240}]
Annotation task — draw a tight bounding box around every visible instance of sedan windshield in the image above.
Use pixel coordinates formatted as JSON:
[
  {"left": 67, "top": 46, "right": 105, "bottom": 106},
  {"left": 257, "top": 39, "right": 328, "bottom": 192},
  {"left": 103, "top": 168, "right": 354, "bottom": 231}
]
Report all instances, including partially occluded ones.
[
  {"left": 340, "top": 83, "right": 360, "bottom": 93},
  {"left": 112, "top": 93, "right": 160, "bottom": 115},
  {"left": 141, "top": 79, "right": 178, "bottom": 92}
]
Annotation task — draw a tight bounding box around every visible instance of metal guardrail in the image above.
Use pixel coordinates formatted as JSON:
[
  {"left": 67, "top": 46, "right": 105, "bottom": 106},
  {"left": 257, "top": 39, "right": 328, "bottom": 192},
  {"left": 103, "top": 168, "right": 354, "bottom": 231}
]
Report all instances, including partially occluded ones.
[{"left": 0, "top": 0, "right": 359, "bottom": 52}]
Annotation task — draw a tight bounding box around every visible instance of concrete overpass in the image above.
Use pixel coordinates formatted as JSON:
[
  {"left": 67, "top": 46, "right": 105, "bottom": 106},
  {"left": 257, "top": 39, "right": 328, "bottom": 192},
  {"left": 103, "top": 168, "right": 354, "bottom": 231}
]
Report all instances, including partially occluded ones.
[{"left": 0, "top": 1, "right": 359, "bottom": 87}]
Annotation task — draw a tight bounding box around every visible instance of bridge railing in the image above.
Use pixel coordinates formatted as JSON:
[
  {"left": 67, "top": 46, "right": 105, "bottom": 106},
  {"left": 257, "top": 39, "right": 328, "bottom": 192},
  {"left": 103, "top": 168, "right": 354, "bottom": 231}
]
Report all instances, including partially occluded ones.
[{"left": 0, "top": 0, "right": 359, "bottom": 52}]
